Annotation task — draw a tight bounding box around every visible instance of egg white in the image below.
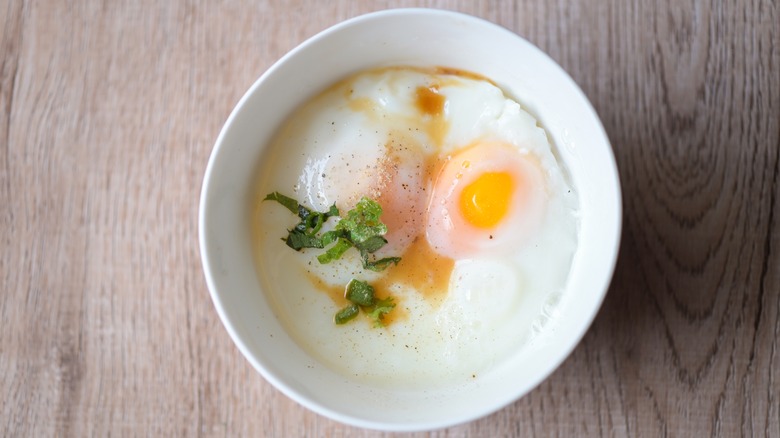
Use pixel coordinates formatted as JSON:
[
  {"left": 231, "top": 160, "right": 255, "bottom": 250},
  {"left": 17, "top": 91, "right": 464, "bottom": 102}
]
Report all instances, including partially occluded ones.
[{"left": 253, "top": 67, "right": 578, "bottom": 389}]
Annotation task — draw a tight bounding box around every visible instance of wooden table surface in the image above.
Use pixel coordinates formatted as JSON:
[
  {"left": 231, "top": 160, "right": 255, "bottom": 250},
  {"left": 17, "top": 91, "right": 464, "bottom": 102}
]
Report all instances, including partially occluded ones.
[{"left": 2, "top": 0, "right": 778, "bottom": 436}]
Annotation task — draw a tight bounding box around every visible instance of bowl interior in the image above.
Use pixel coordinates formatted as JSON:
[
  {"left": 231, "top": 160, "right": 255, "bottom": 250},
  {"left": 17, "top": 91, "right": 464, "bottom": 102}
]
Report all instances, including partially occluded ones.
[{"left": 199, "top": 8, "right": 621, "bottom": 431}]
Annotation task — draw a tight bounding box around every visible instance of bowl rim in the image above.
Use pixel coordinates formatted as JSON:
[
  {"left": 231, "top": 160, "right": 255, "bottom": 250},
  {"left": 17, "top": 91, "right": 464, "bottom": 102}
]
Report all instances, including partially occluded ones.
[{"left": 199, "top": 7, "right": 622, "bottom": 431}]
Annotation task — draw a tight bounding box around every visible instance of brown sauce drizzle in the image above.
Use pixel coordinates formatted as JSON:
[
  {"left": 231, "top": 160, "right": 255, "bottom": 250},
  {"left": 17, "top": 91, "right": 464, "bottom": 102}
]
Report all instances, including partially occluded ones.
[
  {"left": 415, "top": 85, "right": 445, "bottom": 116},
  {"left": 377, "top": 237, "right": 454, "bottom": 305}
]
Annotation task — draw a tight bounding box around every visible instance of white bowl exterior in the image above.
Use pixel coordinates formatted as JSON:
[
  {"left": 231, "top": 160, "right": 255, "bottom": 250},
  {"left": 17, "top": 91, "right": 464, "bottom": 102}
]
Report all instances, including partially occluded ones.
[{"left": 199, "top": 8, "right": 621, "bottom": 431}]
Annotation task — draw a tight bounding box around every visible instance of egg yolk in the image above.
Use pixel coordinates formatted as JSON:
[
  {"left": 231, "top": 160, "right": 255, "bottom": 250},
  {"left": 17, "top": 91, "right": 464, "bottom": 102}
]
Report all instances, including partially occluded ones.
[
  {"left": 459, "top": 171, "right": 513, "bottom": 228},
  {"left": 425, "top": 141, "right": 547, "bottom": 260}
]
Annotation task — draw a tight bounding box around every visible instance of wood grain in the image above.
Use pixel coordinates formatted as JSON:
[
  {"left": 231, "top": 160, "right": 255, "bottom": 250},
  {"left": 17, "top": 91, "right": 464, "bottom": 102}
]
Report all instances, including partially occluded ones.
[{"left": 1, "top": 0, "right": 778, "bottom": 436}]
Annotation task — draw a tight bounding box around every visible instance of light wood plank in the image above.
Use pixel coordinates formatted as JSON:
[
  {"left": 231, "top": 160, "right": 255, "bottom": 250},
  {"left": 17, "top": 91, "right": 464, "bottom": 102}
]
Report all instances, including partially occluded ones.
[{"left": 0, "top": 0, "right": 777, "bottom": 436}]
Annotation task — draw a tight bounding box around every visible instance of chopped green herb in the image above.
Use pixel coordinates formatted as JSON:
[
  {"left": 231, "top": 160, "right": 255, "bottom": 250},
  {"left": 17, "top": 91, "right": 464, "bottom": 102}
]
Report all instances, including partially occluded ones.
[
  {"left": 343, "top": 280, "right": 396, "bottom": 327},
  {"left": 264, "top": 191, "right": 338, "bottom": 251},
  {"left": 367, "top": 296, "right": 396, "bottom": 328},
  {"left": 285, "top": 232, "right": 324, "bottom": 250},
  {"left": 362, "top": 255, "right": 402, "bottom": 272},
  {"left": 320, "top": 229, "right": 340, "bottom": 247},
  {"left": 264, "top": 192, "right": 400, "bottom": 327},
  {"left": 329, "top": 197, "right": 399, "bottom": 271},
  {"left": 335, "top": 197, "right": 388, "bottom": 245},
  {"left": 317, "top": 237, "right": 353, "bottom": 264},
  {"left": 354, "top": 235, "right": 388, "bottom": 253},
  {"left": 272, "top": 195, "right": 400, "bottom": 271},
  {"left": 263, "top": 191, "right": 299, "bottom": 215},
  {"left": 334, "top": 303, "right": 360, "bottom": 324},
  {"left": 345, "top": 279, "right": 375, "bottom": 307}
]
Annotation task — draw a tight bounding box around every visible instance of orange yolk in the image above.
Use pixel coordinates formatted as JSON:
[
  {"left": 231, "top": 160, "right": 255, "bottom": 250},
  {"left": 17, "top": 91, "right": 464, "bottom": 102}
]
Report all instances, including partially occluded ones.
[
  {"left": 459, "top": 171, "right": 514, "bottom": 228},
  {"left": 425, "top": 140, "right": 547, "bottom": 259}
]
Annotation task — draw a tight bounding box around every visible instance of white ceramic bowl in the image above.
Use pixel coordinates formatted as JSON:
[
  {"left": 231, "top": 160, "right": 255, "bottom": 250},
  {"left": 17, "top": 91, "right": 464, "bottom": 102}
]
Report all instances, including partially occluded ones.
[{"left": 199, "top": 8, "right": 621, "bottom": 431}]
